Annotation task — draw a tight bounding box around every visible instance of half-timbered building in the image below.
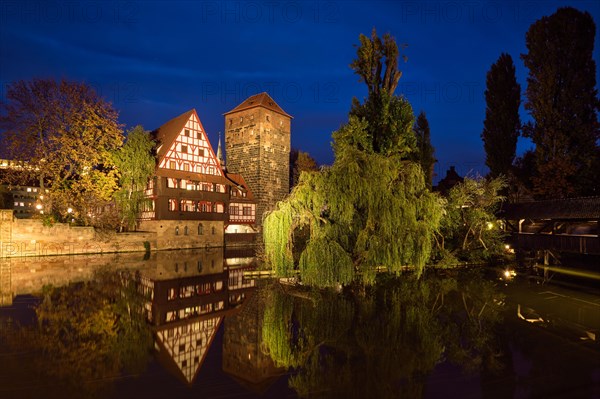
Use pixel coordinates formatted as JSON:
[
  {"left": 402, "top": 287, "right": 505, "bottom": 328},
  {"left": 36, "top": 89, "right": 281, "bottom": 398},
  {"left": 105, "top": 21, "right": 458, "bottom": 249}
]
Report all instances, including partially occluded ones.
[{"left": 138, "top": 109, "right": 256, "bottom": 247}]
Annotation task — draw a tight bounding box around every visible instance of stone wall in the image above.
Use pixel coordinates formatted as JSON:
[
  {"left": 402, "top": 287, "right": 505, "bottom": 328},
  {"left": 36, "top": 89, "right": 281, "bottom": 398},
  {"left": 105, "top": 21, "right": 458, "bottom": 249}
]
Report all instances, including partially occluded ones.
[
  {"left": 0, "top": 210, "right": 226, "bottom": 258},
  {"left": 138, "top": 219, "right": 224, "bottom": 249}
]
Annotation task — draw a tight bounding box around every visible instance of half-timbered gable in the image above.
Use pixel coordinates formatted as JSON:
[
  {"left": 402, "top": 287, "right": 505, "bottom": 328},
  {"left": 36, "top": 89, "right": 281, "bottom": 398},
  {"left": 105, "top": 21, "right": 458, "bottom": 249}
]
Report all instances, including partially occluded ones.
[
  {"left": 156, "top": 109, "right": 223, "bottom": 176},
  {"left": 143, "top": 109, "right": 236, "bottom": 224}
]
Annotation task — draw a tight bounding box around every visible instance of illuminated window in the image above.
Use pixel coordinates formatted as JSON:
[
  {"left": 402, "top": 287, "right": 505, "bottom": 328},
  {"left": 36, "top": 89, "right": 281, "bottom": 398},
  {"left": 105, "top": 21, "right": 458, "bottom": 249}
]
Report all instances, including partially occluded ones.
[
  {"left": 175, "top": 226, "right": 179, "bottom": 236},
  {"left": 168, "top": 199, "right": 178, "bottom": 211},
  {"left": 183, "top": 163, "right": 190, "bottom": 171},
  {"left": 169, "top": 160, "right": 176, "bottom": 169}
]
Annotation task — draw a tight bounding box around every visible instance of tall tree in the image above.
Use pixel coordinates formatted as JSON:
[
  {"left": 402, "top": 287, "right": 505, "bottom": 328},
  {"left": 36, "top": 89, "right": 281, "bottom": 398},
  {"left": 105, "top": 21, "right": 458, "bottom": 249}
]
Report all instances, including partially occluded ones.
[
  {"left": 413, "top": 111, "right": 436, "bottom": 188},
  {"left": 0, "top": 79, "right": 123, "bottom": 224},
  {"left": 263, "top": 31, "right": 445, "bottom": 286},
  {"left": 112, "top": 125, "right": 156, "bottom": 231},
  {"left": 521, "top": 7, "right": 600, "bottom": 198},
  {"left": 482, "top": 53, "right": 521, "bottom": 178},
  {"left": 349, "top": 28, "right": 415, "bottom": 157}
]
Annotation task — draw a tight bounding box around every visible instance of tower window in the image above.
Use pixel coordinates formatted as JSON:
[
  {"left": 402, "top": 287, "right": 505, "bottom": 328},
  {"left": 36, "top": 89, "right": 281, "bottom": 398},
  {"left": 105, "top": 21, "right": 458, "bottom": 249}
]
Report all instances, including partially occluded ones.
[
  {"left": 240, "top": 117, "right": 243, "bottom": 123},
  {"left": 266, "top": 115, "right": 270, "bottom": 122}
]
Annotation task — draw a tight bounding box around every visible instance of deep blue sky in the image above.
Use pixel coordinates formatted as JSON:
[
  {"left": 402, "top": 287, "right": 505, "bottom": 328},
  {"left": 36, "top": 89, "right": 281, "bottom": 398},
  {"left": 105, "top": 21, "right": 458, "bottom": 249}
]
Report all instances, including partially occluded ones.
[{"left": 1, "top": 0, "right": 599, "bottom": 183}]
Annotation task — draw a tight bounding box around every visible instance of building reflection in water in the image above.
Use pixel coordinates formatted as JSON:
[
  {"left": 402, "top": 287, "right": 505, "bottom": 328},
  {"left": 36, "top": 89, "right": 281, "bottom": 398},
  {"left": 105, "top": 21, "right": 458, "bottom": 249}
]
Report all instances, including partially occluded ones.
[{"left": 134, "top": 247, "right": 259, "bottom": 385}]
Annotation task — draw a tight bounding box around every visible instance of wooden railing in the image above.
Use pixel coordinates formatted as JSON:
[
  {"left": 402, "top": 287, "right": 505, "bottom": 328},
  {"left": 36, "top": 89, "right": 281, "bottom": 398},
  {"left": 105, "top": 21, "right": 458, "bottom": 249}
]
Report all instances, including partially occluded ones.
[{"left": 513, "top": 233, "right": 600, "bottom": 255}]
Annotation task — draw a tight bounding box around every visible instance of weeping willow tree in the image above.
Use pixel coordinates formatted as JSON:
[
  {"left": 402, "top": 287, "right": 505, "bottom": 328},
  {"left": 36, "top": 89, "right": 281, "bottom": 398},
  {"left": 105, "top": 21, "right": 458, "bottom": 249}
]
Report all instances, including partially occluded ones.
[
  {"left": 263, "top": 30, "right": 445, "bottom": 287},
  {"left": 263, "top": 114, "right": 445, "bottom": 286}
]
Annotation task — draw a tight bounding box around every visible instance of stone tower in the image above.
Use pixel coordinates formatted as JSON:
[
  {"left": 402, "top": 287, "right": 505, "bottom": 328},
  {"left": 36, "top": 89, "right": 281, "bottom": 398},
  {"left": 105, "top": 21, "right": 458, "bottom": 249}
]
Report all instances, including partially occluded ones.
[{"left": 224, "top": 92, "right": 291, "bottom": 226}]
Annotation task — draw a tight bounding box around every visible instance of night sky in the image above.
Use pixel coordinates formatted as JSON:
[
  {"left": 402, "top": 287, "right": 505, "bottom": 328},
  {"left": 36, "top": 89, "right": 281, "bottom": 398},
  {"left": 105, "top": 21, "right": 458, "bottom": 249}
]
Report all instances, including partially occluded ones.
[{"left": 1, "top": 0, "right": 599, "bottom": 183}]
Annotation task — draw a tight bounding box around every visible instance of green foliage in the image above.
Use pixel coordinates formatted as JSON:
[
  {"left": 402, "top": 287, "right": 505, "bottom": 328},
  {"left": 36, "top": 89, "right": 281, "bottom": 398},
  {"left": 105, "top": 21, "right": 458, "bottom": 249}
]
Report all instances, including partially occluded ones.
[
  {"left": 264, "top": 116, "right": 445, "bottom": 286},
  {"left": 521, "top": 7, "right": 600, "bottom": 198},
  {"left": 482, "top": 53, "right": 521, "bottom": 179},
  {"left": 299, "top": 237, "right": 354, "bottom": 288},
  {"left": 112, "top": 125, "right": 156, "bottom": 231},
  {"left": 350, "top": 91, "right": 417, "bottom": 157},
  {"left": 436, "top": 176, "right": 507, "bottom": 263}
]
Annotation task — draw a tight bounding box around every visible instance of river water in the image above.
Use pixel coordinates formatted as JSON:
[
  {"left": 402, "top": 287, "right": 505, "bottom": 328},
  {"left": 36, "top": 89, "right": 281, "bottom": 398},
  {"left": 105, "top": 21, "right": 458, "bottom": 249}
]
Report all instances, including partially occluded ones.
[{"left": 0, "top": 248, "right": 598, "bottom": 398}]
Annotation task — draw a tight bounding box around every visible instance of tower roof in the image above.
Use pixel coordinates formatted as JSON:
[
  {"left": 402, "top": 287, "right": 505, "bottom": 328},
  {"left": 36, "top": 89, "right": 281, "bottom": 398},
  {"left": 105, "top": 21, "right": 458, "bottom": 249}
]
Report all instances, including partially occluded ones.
[{"left": 224, "top": 92, "right": 292, "bottom": 118}]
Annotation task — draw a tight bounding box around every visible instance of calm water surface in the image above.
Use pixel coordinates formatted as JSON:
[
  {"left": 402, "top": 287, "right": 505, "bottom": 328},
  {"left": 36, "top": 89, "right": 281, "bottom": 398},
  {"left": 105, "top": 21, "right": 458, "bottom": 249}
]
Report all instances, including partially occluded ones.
[{"left": 0, "top": 248, "right": 599, "bottom": 399}]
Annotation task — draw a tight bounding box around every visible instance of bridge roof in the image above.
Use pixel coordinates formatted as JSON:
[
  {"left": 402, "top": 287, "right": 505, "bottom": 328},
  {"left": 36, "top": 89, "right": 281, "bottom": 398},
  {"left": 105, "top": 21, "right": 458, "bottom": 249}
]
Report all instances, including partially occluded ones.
[{"left": 501, "top": 196, "right": 600, "bottom": 220}]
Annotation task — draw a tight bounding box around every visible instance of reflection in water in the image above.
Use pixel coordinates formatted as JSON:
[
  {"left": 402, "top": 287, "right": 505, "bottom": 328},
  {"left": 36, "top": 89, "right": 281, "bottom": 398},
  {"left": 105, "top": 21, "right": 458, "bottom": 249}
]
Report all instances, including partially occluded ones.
[
  {"left": 137, "top": 248, "right": 256, "bottom": 385},
  {"left": 260, "top": 272, "right": 505, "bottom": 398},
  {"left": 0, "top": 253, "right": 599, "bottom": 398}
]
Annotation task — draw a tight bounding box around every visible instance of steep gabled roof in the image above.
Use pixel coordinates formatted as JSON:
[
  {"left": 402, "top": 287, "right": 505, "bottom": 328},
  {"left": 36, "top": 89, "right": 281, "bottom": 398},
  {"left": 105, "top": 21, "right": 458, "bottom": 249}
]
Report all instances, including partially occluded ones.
[
  {"left": 224, "top": 92, "right": 292, "bottom": 118},
  {"left": 153, "top": 109, "right": 196, "bottom": 161},
  {"left": 153, "top": 108, "right": 224, "bottom": 178}
]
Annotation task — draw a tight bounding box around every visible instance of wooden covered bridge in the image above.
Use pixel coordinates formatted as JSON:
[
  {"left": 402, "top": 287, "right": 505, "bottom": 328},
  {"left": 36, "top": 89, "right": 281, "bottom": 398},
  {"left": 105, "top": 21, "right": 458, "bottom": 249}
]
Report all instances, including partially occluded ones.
[{"left": 500, "top": 196, "right": 600, "bottom": 265}]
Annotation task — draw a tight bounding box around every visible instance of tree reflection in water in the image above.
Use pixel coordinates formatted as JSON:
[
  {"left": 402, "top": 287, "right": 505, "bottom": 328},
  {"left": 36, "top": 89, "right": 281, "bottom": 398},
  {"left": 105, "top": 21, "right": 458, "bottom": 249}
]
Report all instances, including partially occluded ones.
[
  {"left": 0, "top": 270, "right": 153, "bottom": 399},
  {"left": 260, "top": 271, "right": 505, "bottom": 398}
]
